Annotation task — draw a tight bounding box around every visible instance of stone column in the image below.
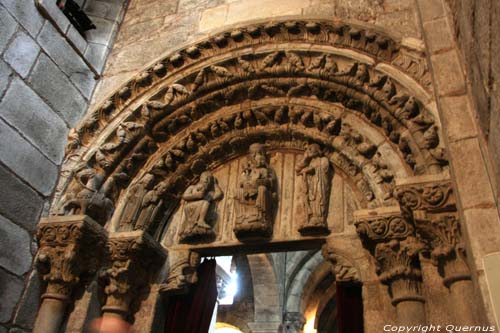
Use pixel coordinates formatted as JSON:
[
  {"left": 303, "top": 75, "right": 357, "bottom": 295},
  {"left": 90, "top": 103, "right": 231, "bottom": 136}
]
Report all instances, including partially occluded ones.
[
  {"left": 354, "top": 207, "right": 426, "bottom": 326},
  {"left": 98, "top": 231, "right": 166, "bottom": 322},
  {"left": 33, "top": 215, "right": 107, "bottom": 333},
  {"left": 395, "top": 180, "right": 476, "bottom": 325}
]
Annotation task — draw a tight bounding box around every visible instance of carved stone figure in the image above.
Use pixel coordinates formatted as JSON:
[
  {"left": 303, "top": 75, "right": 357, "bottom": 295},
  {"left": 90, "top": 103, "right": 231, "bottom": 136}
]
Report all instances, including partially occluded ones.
[
  {"left": 234, "top": 143, "right": 277, "bottom": 240},
  {"left": 134, "top": 182, "right": 168, "bottom": 231},
  {"left": 296, "top": 144, "right": 332, "bottom": 235},
  {"left": 178, "top": 171, "right": 223, "bottom": 243},
  {"left": 118, "top": 173, "right": 155, "bottom": 231}
]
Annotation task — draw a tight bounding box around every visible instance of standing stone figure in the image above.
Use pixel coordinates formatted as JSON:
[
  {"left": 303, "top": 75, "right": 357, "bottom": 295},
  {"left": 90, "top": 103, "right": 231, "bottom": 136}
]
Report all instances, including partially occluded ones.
[
  {"left": 134, "top": 182, "right": 168, "bottom": 231},
  {"left": 296, "top": 144, "right": 332, "bottom": 235},
  {"left": 179, "top": 171, "right": 223, "bottom": 243},
  {"left": 118, "top": 173, "right": 155, "bottom": 231},
  {"left": 234, "top": 143, "right": 277, "bottom": 240}
]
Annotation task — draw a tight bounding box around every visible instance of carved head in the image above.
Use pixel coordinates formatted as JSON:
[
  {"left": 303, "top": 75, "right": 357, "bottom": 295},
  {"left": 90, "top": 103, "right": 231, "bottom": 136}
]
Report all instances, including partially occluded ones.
[
  {"left": 199, "top": 171, "right": 214, "bottom": 186},
  {"left": 305, "top": 143, "right": 322, "bottom": 159},
  {"left": 249, "top": 143, "right": 268, "bottom": 167}
]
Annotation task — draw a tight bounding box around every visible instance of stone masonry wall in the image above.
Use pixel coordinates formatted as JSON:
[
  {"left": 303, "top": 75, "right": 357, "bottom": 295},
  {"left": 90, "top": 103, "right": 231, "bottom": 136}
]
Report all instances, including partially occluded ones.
[
  {"left": 0, "top": 0, "right": 126, "bottom": 331},
  {"left": 446, "top": 0, "right": 500, "bottom": 208},
  {"left": 91, "top": 0, "right": 422, "bottom": 107}
]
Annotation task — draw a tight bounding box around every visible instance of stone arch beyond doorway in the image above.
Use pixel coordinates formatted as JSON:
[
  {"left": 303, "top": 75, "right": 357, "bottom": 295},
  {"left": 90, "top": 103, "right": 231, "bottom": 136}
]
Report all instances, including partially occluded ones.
[{"left": 32, "top": 18, "right": 489, "bottom": 333}]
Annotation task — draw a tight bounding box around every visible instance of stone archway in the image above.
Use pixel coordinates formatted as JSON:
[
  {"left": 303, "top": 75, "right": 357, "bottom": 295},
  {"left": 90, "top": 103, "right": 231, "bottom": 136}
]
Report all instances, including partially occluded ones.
[{"left": 32, "top": 18, "right": 485, "bottom": 333}]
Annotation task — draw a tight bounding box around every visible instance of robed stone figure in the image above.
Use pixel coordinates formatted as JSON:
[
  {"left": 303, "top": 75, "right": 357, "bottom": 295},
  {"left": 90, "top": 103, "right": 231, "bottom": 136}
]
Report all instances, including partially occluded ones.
[
  {"left": 179, "top": 171, "right": 223, "bottom": 243},
  {"left": 296, "top": 144, "right": 332, "bottom": 235},
  {"left": 234, "top": 143, "right": 277, "bottom": 240}
]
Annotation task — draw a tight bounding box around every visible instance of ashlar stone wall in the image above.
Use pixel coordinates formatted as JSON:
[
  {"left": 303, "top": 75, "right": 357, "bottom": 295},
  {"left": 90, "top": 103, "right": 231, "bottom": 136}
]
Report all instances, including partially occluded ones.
[{"left": 0, "top": 0, "right": 127, "bottom": 331}]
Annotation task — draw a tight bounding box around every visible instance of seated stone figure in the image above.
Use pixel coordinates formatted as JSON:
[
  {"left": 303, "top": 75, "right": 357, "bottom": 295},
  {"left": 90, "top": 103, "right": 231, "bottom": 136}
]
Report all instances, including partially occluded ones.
[
  {"left": 178, "top": 171, "right": 223, "bottom": 243},
  {"left": 234, "top": 143, "right": 277, "bottom": 240}
]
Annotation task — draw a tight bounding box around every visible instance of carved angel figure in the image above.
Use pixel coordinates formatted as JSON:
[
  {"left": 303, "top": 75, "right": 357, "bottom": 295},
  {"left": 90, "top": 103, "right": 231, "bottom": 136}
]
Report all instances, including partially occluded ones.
[
  {"left": 178, "top": 172, "right": 223, "bottom": 243},
  {"left": 296, "top": 144, "right": 332, "bottom": 235},
  {"left": 234, "top": 143, "right": 277, "bottom": 240}
]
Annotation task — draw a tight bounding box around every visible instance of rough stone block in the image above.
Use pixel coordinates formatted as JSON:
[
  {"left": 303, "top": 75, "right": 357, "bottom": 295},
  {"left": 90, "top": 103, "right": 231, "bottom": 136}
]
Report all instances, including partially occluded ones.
[
  {"left": 13, "top": 270, "right": 41, "bottom": 330},
  {"left": 226, "top": 0, "right": 304, "bottom": 26},
  {"left": 84, "top": 42, "right": 109, "bottom": 73},
  {"left": 0, "top": 78, "right": 68, "bottom": 163},
  {"left": 0, "top": 5, "right": 17, "bottom": 53},
  {"left": 417, "top": 0, "right": 445, "bottom": 22},
  {"left": 0, "top": 269, "right": 24, "bottom": 323},
  {"left": 28, "top": 53, "right": 87, "bottom": 126},
  {"left": 439, "top": 95, "right": 477, "bottom": 142},
  {"left": 376, "top": 9, "right": 420, "bottom": 39},
  {"left": 0, "top": 118, "right": 58, "bottom": 196},
  {"left": 0, "top": 0, "right": 45, "bottom": 37},
  {"left": 430, "top": 50, "right": 466, "bottom": 96},
  {"left": 0, "top": 60, "right": 13, "bottom": 98},
  {"left": 35, "top": 0, "right": 70, "bottom": 33},
  {"left": 449, "top": 138, "right": 496, "bottom": 210},
  {"left": 37, "top": 22, "right": 96, "bottom": 99},
  {"left": 423, "top": 18, "right": 454, "bottom": 54},
  {"left": 85, "top": 16, "right": 118, "bottom": 45},
  {"left": 0, "top": 215, "right": 32, "bottom": 276},
  {"left": 3, "top": 32, "right": 40, "bottom": 78},
  {"left": 0, "top": 166, "right": 43, "bottom": 232}
]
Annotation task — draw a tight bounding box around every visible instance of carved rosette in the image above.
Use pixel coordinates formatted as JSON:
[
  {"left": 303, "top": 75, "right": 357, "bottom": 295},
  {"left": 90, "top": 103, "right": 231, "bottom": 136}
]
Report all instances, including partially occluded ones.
[
  {"left": 394, "top": 180, "right": 471, "bottom": 287},
  {"left": 99, "top": 231, "right": 166, "bottom": 317},
  {"left": 354, "top": 209, "right": 425, "bottom": 305},
  {"left": 36, "top": 216, "right": 107, "bottom": 300},
  {"left": 159, "top": 250, "right": 201, "bottom": 295}
]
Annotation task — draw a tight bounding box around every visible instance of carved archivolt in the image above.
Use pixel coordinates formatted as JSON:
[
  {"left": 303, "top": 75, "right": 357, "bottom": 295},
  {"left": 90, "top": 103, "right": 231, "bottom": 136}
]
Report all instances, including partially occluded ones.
[{"left": 50, "top": 19, "right": 446, "bottom": 238}]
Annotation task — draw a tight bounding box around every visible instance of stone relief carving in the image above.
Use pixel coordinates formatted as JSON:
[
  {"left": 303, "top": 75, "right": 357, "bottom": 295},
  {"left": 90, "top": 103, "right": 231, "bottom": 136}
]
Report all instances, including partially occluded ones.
[
  {"left": 178, "top": 171, "right": 223, "bottom": 243},
  {"left": 234, "top": 143, "right": 277, "bottom": 241},
  {"left": 160, "top": 250, "right": 200, "bottom": 294},
  {"left": 322, "top": 246, "right": 360, "bottom": 282},
  {"left": 296, "top": 144, "right": 333, "bottom": 235},
  {"left": 117, "top": 173, "right": 155, "bottom": 231},
  {"left": 284, "top": 312, "right": 306, "bottom": 333}
]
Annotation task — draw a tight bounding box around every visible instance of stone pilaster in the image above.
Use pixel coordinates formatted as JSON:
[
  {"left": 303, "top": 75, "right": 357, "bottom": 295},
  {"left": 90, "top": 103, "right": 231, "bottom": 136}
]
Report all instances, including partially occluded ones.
[
  {"left": 33, "top": 215, "right": 107, "bottom": 333},
  {"left": 354, "top": 207, "right": 426, "bottom": 325},
  {"left": 99, "top": 231, "right": 166, "bottom": 320}
]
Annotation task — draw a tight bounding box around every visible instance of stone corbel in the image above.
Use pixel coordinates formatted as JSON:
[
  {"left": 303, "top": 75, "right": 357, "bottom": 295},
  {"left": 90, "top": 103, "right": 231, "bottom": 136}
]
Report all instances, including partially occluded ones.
[
  {"left": 354, "top": 207, "right": 426, "bottom": 325},
  {"left": 159, "top": 249, "right": 200, "bottom": 295},
  {"left": 34, "top": 215, "right": 107, "bottom": 333},
  {"left": 98, "top": 231, "right": 166, "bottom": 320},
  {"left": 321, "top": 245, "right": 360, "bottom": 282},
  {"left": 283, "top": 312, "right": 306, "bottom": 333}
]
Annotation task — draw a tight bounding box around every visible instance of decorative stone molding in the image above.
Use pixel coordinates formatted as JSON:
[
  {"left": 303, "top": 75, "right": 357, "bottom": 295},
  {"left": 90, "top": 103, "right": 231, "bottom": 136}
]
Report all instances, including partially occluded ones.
[
  {"left": 36, "top": 215, "right": 107, "bottom": 300},
  {"left": 98, "top": 231, "right": 166, "bottom": 318},
  {"left": 394, "top": 181, "right": 455, "bottom": 213},
  {"left": 159, "top": 249, "right": 200, "bottom": 295},
  {"left": 354, "top": 207, "right": 425, "bottom": 306}
]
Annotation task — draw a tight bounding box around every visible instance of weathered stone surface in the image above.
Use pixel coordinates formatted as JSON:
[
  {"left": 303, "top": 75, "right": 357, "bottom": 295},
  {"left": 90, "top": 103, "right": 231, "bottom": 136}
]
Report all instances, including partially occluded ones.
[
  {"left": 84, "top": 0, "right": 124, "bottom": 21},
  {"left": 0, "top": 60, "right": 12, "bottom": 98},
  {"left": 0, "top": 0, "right": 44, "bottom": 37},
  {"left": 0, "top": 5, "right": 17, "bottom": 53},
  {"left": 0, "top": 78, "right": 68, "bottom": 163},
  {"left": 431, "top": 50, "right": 466, "bottom": 96},
  {"left": 28, "top": 53, "right": 87, "bottom": 126},
  {"left": 35, "top": 0, "right": 70, "bottom": 34},
  {"left": 37, "top": 22, "right": 96, "bottom": 99},
  {"left": 423, "top": 17, "right": 454, "bottom": 54},
  {"left": 0, "top": 166, "right": 43, "bottom": 232},
  {"left": 85, "top": 16, "right": 118, "bottom": 45},
  {"left": 417, "top": 0, "right": 445, "bottom": 22},
  {"left": 3, "top": 32, "right": 40, "bottom": 78},
  {"left": 84, "top": 43, "right": 109, "bottom": 73},
  {"left": 0, "top": 269, "right": 24, "bottom": 323},
  {"left": 440, "top": 95, "right": 477, "bottom": 142},
  {"left": 0, "top": 118, "right": 58, "bottom": 196},
  {"left": 0, "top": 215, "right": 32, "bottom": 276},
  {"left": 66, "top": 25, "right": 87, "bottom": 54}
]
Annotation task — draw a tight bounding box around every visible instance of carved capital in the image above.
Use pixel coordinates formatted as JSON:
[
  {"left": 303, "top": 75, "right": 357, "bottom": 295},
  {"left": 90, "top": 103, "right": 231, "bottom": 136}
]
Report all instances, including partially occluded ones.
[
  {"left": 354, "top": 208, "right": 414, "bottom": 241},
  {"left": 394, "top": 180, "right": 455, "bottom": 213},
  {"left": 99, "top": 231, "right": 166, "bottom": 317},
  {"left": 159, "top": 249, "right": 200, "bottom": 295},
  {"left": 322, "top": 246, "right": 360, "bottom": 282},
  {"left": 36, "top": 215, "right": 107, "bottom": 300},
  {"left": 413, "top": 212, "right": 470, "bottom": 286}
]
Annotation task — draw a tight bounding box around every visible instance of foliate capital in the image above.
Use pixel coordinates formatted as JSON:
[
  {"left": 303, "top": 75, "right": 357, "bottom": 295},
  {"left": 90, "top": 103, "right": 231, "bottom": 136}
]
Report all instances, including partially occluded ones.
[
  {"left": 394, "top": 180, "right": 455, "bottom": 213},
  {"left": 36, "top": 215, "right": 107, "bottom": 299}
]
